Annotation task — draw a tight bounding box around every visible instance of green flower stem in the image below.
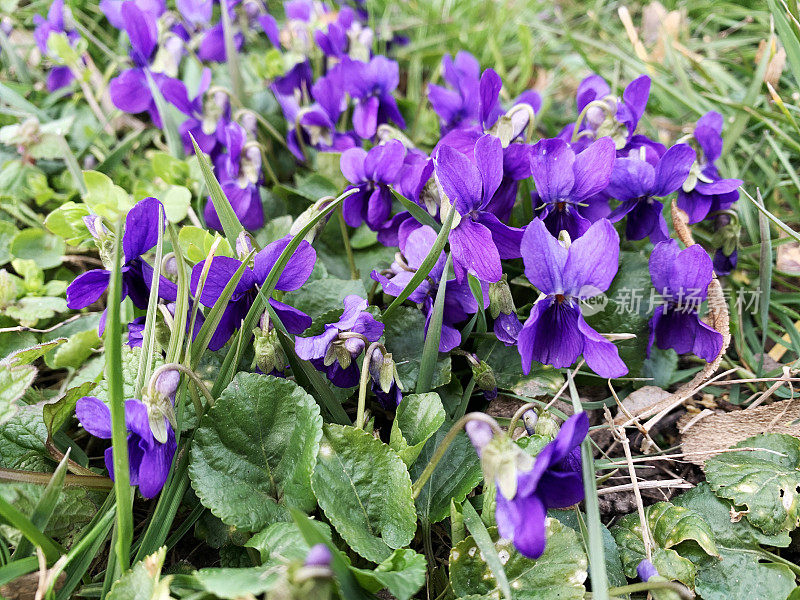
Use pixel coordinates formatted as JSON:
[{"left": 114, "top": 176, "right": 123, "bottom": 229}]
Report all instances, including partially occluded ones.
[
  {"left": 566, "top": 368, "right": 608, "bottom": 600},
  {"left": 107, "top": 218, "right": 133, "bottom": 572},
  {"left": 338, "top": 208, "right": 360, "bottom": 280},
  {"left": 148, "top": 363, "right": 215, "bottom": 415},
  {"left": 411, "top": 412, "right": 503, "bottom": 500},
  {"left": 607, "top": 580, "right": 693, "bottom": 599},
  {"left": 355, "top": 341, "right": 384, "bottom": 429}
]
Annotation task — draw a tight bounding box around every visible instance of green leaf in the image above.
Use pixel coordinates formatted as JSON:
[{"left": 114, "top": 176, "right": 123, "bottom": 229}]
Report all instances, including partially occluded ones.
[
  {"left": 246, "top": 520, "right": 332, "bottom": 563},
  {"left": 312, "top": 423, "right": 417, "bottom": 563},
  {"left": 42, "top": 381, "right": 96, "bottom": 437},
  {"left": 705, "top": 433, "right": 800, "bottom": 535},
  {"left": 282, "top": 277, "right": 367, "bottom": 321},
  {"left": 350, "top": 548, "right": 427, "bottom": 600},
  {"left": 159, "top": 185, "right": 191, "bottom": 223},
  {"left": 192, "top": 566, "right": 282, "bottom": 599},
  {"left": 0, "top": 364, "right": 35, "bottom": 426},
  {"left": 50, "top": 328, "right": 100, "bottom": 369},
  {"left": 551, "top": 510, "right": 627, "bottom": 588},
  {"left": 389, "top": 392, "right": 446, "bottom": 466},
  {"left": 82, "top": 170, "right": 133, "bottom": 219},
  {"left": 10, "top": 228, "right": 65, "bottom": 270},
  {"left": 44, "top": 201, "right": 91, "bottom": 247},
  {"left": 189, "top": 373, "right": 322, "bottom": 531},
  {"left": 151, "top": 151, "right": 189, "bottom": 185},
  {"left": 0, "top": 221, "right": 17, "bottom": 265},
  {"left": 177, "top": 226, "right": 232, "bottom": 264},
  {"left": 107, "top": 547, "right": 172, "bottom": 600},
  {"left": 478, "top": 340, "right": 563, "bottom": 398},
  {"left": 611, "top": 502, "right": 719, "bottom": 587},
  {"left": 409, "top": 422, "right": 483, "bottom": 524},
  {"left": 5, "top": 338, "right": 65, "bottom": 366},
  {"left": 674, "top": 483, "right": 796, "bottom": 600},
  {"left": 383, "top": 306, "right": 451, "bottom": 391},
  {"left": 449, "top": 521, "right": 587, "bottom": 600}
]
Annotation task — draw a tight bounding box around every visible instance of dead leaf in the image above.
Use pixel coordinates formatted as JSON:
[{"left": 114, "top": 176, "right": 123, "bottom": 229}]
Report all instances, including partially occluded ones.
[
  {"left": 776, "top": 240, "right": 800, "bottom": 275},
  {"left": 617, "top": 386, "right": 671, "bottom": 417},
  {"left": 679, "top": 398, "right": 800, "bottom": 465}
]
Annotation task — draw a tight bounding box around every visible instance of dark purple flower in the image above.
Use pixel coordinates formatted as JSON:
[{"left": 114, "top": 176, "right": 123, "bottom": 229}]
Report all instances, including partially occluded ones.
[
  {"left": 606, "top": 143, "right": 696, "bottom": 242},
  {"left": 76, "top": 396, "right": 176, "bottom": 498},
  {"left": 713, "top": 247, "right": 737, "bottom": 276},
  {"left": 529, "top": 136, "right": 616, "bottom": 239},
  {"left": 676, "top": 111, "right": 742, "bottom": 224},
  {"left": 127, "top": 317, "right": 145, "bottom": 347},
  {"left": 371, "top": 225, "right": 487, "bottom": 352},
  {"left": 648, "top": 240, "right": 723, "bottom": 362},
  {"left": 518, "top": 218, "right": 627, "bottom": 378},
  {"left": 66, "top": 198, "right": 177, "bottom": 332},
  {"left": 101, "top": 0, "right": 165, "bottom": 29},
  {"left": 427, "top": 51, "right": 481, "bottom": 133},
  {"left": 190, "top": 235, "right": 315, "bottom": 350},
  {"left": 467, "top": 412, "right": 589, "bottom": 558},
  {"left": 341, "top": 56, "right": 405, "bottom": 139},
  {"left": 341, "top": 140, "right": 406, "bottom": 230},
  {"left": 434, "top": 135, "right": 524, "bottom": 283},
  {"left": 294, "top": 295, "right": 384, "bottom": 387}
]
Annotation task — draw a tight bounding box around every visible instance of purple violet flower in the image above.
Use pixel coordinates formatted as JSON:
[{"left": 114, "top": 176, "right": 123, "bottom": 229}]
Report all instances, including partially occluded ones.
[
  {"left": 76, "top": 396, "right": 176, "bottom": 498},
  {"left": 606, "top": 143, "right": 696, "bottom": 243},
  {"left": 434, "top": 134, "right": 524, "bottom": 283},
  {"left": 66, "top": 198, "right": 177, "bottom": 332},
  {"left": 294, "top": 295, "right": 384, "bottom": 387},
  {"left": 33, "top": 0, "right": 80, "bottom": 92},
  {"left": 371, "top": 225, "right": 487, "bottom": 352},
  {"left": 190, "top": 235, "right": 315, "bottom": 350},
  {"left": 518, "top": 218, "right": 627, "bottom": 378},
  {"left": 529, "top": 136, "right": 616, "bottom": 239},
  {"left": 427, "top": 51, "right": 481, "bottom": 133},
  {"left": 676, "top": 111, "right": 742, "bottom": 224},
  {"left": 340, "top": 140, "right": 406, "bottom": 231},
  {"left": 637, "top": 559, "right": 659, "bottom": 582},
  {"left": 467, "top": 412, "right": 589, "bottom": 558},
  {"left": 341, "top": 56, "right": 405, "bottom": 139},
  {"left": 648, "top": 240, "right": 723, "bottom": 362}
]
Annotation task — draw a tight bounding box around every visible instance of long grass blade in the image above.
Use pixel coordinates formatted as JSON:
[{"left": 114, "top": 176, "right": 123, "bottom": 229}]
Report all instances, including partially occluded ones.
[
  {"left": 135, "top": 203, "right": 165, "bottom": 393},
  {"left": 0, "top": 497, "right": 63, "bottom": 562},
  {"left": 416, "top": 253, "right": 451, "bottom": 393}
]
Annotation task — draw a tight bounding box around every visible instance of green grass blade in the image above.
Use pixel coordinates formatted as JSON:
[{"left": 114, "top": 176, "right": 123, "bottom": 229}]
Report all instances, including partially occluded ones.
[
  {"left": 382, "top": 207, "right": 455, "bottom": 321},
  {"left": 189, "top": 249, "right": 255, "bottom": 368},
  {"left": 145, "top": 70, "right": 183, "bottom": 159},
  {"left": 758, "top": 204, "right": 773, "bottom": 376},
  {"left": 11, "top": 451, "right": 70, "bottom": 560},
  {"left": 190, "top": 134, "right": 244, "bottom": 250},
  {"left": 391, "top": 189, "right": 441, "bottom": 231},
  {"left": 461, "top": 500, "right": 512, "bottom": 600},
  {"left": 166, "top": 225, "right": 189, "bottom": 364},
  {"left": 768, "top": 0, "right": 800, "bottom": 85},
  {"left": 0, "top": 497, "right": 63, "bottom": 563},
  {"left": 106, "top": 219, "right": 133, "bottom": 572},
  {"left": 416, "top": 253, "right": 451, "bottom": 393},
  {"left": 220, "top": 4, "right": 244, "bottom": 104},
  {"left": 135, "top": 204, "right": 165, "bottom": 394}
]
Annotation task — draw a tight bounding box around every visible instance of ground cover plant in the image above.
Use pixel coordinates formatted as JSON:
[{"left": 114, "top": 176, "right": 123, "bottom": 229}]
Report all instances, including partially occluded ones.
[{"left": 0, "top": 0, "right": 799, "bottom": 598}]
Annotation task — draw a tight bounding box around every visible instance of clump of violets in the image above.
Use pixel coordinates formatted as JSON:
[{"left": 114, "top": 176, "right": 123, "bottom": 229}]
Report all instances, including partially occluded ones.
[
  {"left": 295, "top": 295, "right": 384, "bottom": 387},
  {"left": 467, "top": 412, "right": 589, "bottom": 558},
  {"left": 648, "top": 240, "right": 723, "bottom": 362},
  {"left": 518, "top": 218, "right": 627, "bottom": 378},
  {"left": 66, "top": 198, "right": 177, "bottom": 332},
  {"left": 342, "top": 56, "right": 405, "bottom": 139},
  {"left": 371, "top": 225, "right": 487, "bottom": 352},
  {"left": 76, "top": 396, "right": 176, "bottom": 498}
]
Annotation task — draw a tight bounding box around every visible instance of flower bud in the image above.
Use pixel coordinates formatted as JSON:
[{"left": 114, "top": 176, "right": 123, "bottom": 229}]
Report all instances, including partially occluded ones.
[
  {"left": 304, "top": 544, "right": 332, "bottom": 568},
  {"left": 290, "top": 197, "right": 335, "bottom": 243},
  {"left": 488, "top": 275, "right": 514, "bottom": 319},
  {"left": 465, "top": 420, "right": 494, "bottom": 458},
  {"left": 236, "top": 231, "right": 254, "bottom": 260},
  {"left": 470, "top": 359, "right": 497, "bottom": 400},
  {"left": 253, "top": 326, "right": 286, "bottom": 375},
  {"left": 637, "top": 559, "right": 659, "bottom": 582},
  {"left": 522, "top": 409, "right": 538, "bottom": 436},
  {"left": 534, "top": 410, "right": 559, "bottom": 438},
  {"left": 154, "top": 368, "right": 180, "bottom": 399},
  {"left": 83, "top": 215, "right": 109, "bottom": 242}
]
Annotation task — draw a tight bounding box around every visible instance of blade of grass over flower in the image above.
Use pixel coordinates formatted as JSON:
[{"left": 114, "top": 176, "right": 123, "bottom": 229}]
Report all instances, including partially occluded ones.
[
  {"left": 212, "top": 191, "right": 353, "bottom": 396},
  {"left": 135, "top": 204, "right": 165, "bottom": 393},
  {"left": 11, "top": 450, "right": 70, "bottom": 560},
  {"left": 220, "top": 4, "right": 244, "bottom": 104},
  {"left": 391, "top": 189, "right": 441, "bottom": 231},
  {"left": 166, "top": 225, "right": 189, "bottom": 364},
  {"left": 417, "top": 253, "right": 451, "bottom": 394},
  {"left": 191, "top": 134, "right": 244, "bottom": 250},
  {"left": 0, "top": 496, "right": 63, "bottom": 562},
  {"left": 145, "top": 70, "right": 183, "bottom": 159},
  {"left": 566, "top": 368, "right": 608, "bottom": 600},
  {"left": 383, "top": 207, "right": 455, "bottom": 321},
  {"left": 106, "top": 219, "right": 133, "bottom": 573},
  {"left": 461, "top": 500, "right": 512, "bottom": 600},
  {"left": 289, "top": 509, "right": 373, "bottom": 600},
  {"left": 190, "top": 249, "right": 255, "bottom": 368},
  {"left": 758, "top": 204, "right": 773, "bottom": 377}
]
